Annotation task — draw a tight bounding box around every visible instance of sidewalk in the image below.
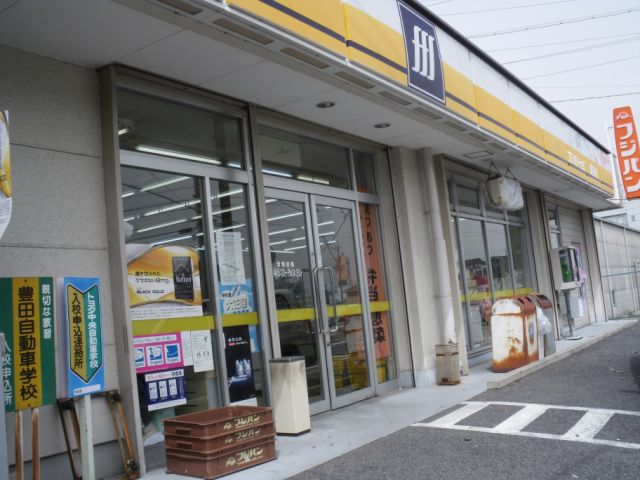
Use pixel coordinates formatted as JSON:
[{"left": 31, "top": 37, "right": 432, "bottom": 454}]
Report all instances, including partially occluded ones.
[{"left": 144, "top": 319, "right": 636, "bottom": 480}]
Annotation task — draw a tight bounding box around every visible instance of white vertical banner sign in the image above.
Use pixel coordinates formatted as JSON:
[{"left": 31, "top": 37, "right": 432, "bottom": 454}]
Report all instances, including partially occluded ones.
[{"left": 0, "top": 111, "right": 12, "bottom": 240}]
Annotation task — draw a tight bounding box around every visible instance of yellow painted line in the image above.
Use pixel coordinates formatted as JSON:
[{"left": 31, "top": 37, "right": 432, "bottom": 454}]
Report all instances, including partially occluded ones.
[
  {"left": 277, "top": 308, "right": 316, "bottom": 323},
  {"left": 222, "top": 312, "right": 259, "bottom": 327},
  {"left": 370, "top": 301, "right": 390, "bottom": 313},
  {"left": 132, "top": 315, "right": 215, "bottom": 336}
]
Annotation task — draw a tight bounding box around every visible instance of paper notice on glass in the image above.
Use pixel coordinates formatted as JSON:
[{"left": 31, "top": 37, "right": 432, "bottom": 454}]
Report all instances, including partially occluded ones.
[
  {"left": 216, "top": 231, "right": 245, "bottom": 285},
  {"left": 191, "top": 330, "right": 214, "bottom": 372},
  {"left": 181, "top": 331, "right": 193, "bottom": 367}
]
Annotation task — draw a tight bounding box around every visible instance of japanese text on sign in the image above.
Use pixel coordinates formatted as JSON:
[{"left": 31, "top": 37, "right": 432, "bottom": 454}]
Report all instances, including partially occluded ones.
[{"left": 613, "top": 106, "right": 640, "bottom": 200}]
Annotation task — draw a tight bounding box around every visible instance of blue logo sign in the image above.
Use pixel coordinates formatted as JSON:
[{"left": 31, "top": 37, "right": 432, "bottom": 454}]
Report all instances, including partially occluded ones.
[{"left": 398, "top": 1, "right": 445, "bottom": 103}]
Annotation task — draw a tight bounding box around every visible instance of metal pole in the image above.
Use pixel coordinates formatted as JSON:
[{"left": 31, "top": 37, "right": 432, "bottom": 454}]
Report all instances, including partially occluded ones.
[{"left": 0, "top": 333, "right": 9, "bottom": 480}]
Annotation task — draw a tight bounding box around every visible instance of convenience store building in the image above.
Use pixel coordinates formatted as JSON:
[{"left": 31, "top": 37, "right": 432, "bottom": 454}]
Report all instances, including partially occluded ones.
[{"left": 0, "top": 0, "right": 615, "bottom": 476}]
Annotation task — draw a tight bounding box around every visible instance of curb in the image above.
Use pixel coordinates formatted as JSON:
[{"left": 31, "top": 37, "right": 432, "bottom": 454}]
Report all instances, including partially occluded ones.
[{"left": 487, "top": 320, "right": 638, "bottom": 389}]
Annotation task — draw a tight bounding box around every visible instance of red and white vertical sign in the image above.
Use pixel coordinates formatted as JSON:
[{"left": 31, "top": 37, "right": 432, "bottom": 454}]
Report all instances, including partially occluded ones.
[{"left": 613, "top": 106, "right": 640, "bottom": 199}]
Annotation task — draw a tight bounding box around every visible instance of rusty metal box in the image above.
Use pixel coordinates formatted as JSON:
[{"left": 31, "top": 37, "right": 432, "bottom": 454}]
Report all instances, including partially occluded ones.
[
  {"left": 166, "top": 436, "right": 276, "bottom": 479},
  {"left": 164, "top": 406, "right": 273, "bottom": 438}
]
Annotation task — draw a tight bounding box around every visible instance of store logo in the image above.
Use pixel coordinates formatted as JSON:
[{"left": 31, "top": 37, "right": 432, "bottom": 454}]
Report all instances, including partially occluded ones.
[{"left": 398, "top": 1, "right": 445, "bottom": 103}]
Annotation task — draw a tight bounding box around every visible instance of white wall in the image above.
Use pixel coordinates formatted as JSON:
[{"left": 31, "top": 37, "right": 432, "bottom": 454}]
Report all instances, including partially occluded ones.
[
  {"left": 0, "top": 44, "right": 121, "bottom": 477},
  {"left": 389, "top": 147, "right": 442, "bottom": 386}
]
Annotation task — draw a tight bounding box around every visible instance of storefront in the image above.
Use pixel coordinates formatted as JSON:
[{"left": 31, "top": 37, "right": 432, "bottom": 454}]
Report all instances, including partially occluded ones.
[
  {"left": 105, "top": 69, "right": 406, "bottom": 466},
  {"left": 0, "top": 0, "right": 616, "bottom": 477}
]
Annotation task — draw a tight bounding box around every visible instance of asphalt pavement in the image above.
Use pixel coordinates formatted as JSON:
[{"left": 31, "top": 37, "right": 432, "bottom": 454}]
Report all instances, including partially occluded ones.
[{"left": 288, "top": 322, "right": 640, "bottom": 480}]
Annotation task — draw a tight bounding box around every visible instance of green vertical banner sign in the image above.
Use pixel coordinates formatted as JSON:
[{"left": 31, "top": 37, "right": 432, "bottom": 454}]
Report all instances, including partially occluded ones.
[
  {"left": 64, "top": 277, "right": 104, "bottom": 398},
  {"left": 0, "top": 277, "right": 55, "bottom": 412}
]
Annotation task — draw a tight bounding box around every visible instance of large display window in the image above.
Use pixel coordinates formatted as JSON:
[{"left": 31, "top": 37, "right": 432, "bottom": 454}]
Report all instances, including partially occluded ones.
[{"left": 449, "top": 175, "right": 537, "bottom": 352}]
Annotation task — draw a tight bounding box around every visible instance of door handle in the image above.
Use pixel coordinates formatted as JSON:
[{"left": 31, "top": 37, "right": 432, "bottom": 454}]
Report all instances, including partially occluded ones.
[{"left": 312, "top": 266, "right": 339, "bottom": 335}]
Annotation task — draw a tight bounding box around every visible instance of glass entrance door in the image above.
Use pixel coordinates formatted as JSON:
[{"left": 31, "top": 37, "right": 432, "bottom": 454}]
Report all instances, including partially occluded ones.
[{"left": 265, "top": 189, "right": 374, "bottom": 413}]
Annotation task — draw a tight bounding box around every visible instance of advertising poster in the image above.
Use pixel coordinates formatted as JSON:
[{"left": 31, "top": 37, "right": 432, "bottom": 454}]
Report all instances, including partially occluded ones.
[
  {"left": 144, "top": 368, "right": 186, "bottom": 411},
  {"left": 133, "top": 332, "right": 184, "bottom": 374},
  {"left": 216, "top": 231, "right": 245, "bottom": 285},
  {"left": 191, "top": 330, "right": 214, "bottom": 373},
  {"left": 0, "top": 277, "right": 55, "bottom": 412},
  {"left": 64, "top": 277, "right": 105, "bottom": 398},
  {"left": 224, "top": 325, "right": 256, "bottom": 403},
  {"left": 358, "top": 204, "right": 391, "bottom": 359},
  {"left": 220, "top": 280, "right": 254, "bottom": 314},
  {"left": 126, "top": 245, "right": 203, "bottom": 321},
  {"left": 0, "top": 111, "right": 12, "bottom": 240}
]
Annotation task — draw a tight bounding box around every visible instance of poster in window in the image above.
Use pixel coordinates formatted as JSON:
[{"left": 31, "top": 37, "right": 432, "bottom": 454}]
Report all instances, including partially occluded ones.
[
  {"left": 126, "top": 245, "right": 203, "bottom": 320},
  {"left": 358, "top": 204, "right": 391, "bottom": 359},
  {"left": 224, "top": 325, "right": 256, "bottom": 404},
  {"left": 216, "top": 231, "right": 245, "bottom": 285},
  {"left": 0, "top": 111, "right": 12, "bottom": 240}
]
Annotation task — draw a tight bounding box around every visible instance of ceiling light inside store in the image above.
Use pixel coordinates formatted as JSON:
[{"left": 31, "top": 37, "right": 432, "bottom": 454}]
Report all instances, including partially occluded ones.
[
  {"left": 462, "top": 151, "right": 493, "bottom": 159},
  {"left": 284, "top": 245, "right": 308, "bottom": 251},
  {"left": 269, "top": 228, "right": 297, "bottom": 236},
  {"left": 118, "top": 127, "right": 130, "bottom": 136},
  {"left": 374, "top": 123, "right": 390, "bottom": 129},
  {"left": 269, "top": 240, "right": 288, "bottom": 246},
  {"left": 121, "top": 191, "right": 135, "bottom": 198},
  {"left": 140, "top": 176, "right": 190, "bottom": 192},
  {"left": 136, "top": 145, "right": 221, "bottom": 165},
  {"left": 226, "top": 162, "right": 242, "bottom": 168},
  {"left": 151, "top": 234, "right": 193, "bottom": 246},
  {"left": 268, "top": 212, "right": 303, "bottom": 222},
  {"left": 297, "top": 175, "right": 330, "bottom": 185},
  {"left": 216, "top": 223, "right": 245, "bottom": 233},
  {"left": 317, "top": 221, "right": 334, "bottom": 227},
  {"left": 318, "top": 231, "right": 336, "bottom": 237},
  {"left": 316, "top": 101, "right": 335, "bottom": 109},
  {"left": 136, "top": 218, "right": 189, "bottom": 233},
  {"left": 262, "top": 167, "right": 293, "bottom": 178}
]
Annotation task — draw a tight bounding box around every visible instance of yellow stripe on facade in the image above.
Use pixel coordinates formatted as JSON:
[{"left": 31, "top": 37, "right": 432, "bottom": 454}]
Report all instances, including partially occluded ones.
[
  {"left": 512, "top": 111, "right": 545, "bottom": 158},
  {"left": 443, "top": 64, "right": 478, "bottom": 124},
  {"left": 474, "top": 86, "right": 517, "bottom": 144},
  {"left": 343, "top": 4, "right": 407, "bottom": 85},
  {"left": 227, "top": 0, "right": 347, "bottom": 57}
]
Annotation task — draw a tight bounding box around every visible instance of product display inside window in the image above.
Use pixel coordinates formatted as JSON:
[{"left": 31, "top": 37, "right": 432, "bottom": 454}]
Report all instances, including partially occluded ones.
[{"left": 120, "top": 166, "right": 264, "bottom": 467}]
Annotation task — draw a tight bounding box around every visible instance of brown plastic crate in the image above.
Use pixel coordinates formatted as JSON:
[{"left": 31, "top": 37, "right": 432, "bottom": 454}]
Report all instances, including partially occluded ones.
[
  {"left": 166, "top": 437, "right": 276, "bottom": 479},
  {"left": 165, "top": 420, "right": 274, "bottom": 453},
  {"left": 164, "top": 406, "right": 273, "bottom": 438}
]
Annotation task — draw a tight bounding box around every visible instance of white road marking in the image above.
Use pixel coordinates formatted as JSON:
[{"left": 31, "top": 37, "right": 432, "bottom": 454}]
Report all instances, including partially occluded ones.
[
  {"left": 563, "top": 410, "right": 615, "bottom": 440},
  {"left": 412, "top": 401, "right": 640, "bottom": 450},
  {"left": 427, "top": 402, "right": 488, "bottom": 428},
  {"left": 492, "top": 403, "right": 549, "bottom": 433}
]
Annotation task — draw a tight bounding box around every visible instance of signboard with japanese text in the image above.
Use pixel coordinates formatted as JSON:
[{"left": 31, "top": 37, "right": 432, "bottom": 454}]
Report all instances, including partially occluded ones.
[
  {"left": 613, "top": 106, "right": 640, "bottom": 199},
  {"left": 0, "top": 111, "right": 12, "bottom": 240},
  {"left": 126, "top": 245, "right": 203, "bottom": 321},
  {"left": 358, "top": 204, "right": 391, "bottom": 360},
  {"left": 133, "top": 332, "right": 184, "bottom": 374},
  {"left": 220, "top": 280, "right": 254, "bottom": 315},
  {"left": 143, "top": 368, "right": 186, "bottom": 411},
  {"left": 64, "top": 277, "right": 105, "bottom": 397},
  {"left": 0, "top": 277, "right": 55, "bottom": 412}
]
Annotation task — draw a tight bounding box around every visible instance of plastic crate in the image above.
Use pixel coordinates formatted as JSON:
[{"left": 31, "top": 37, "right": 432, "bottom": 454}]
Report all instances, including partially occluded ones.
[
  {"left": 165, "top": 421, "right": 274, "bottom": 453},
  {"left": 166, "top": 436, "right": 276, "bottom": 479},
  {"left": 164, "top": 406, "right": 273, "bottom": 438}
]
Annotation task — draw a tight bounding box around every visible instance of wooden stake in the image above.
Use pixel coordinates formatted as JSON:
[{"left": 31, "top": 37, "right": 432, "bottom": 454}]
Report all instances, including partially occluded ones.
[
  {"left": 31, "top": 408, "right": 40, "bottom": 480},
  {"left": 15, "top": 410, "right": 23, "bottom": 480}
]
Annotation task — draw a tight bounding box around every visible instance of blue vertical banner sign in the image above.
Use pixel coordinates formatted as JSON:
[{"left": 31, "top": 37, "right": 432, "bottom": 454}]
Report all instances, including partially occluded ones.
[
  {"left": 64, "top": 277, "right": 105, "bottom": 397},
  {"left": 398, "top": 1, "right": 445, "bottom": 103}
]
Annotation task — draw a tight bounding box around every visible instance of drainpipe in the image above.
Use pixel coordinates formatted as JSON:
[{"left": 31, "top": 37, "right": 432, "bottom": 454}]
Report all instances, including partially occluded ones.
[{"left": 419, "top": 149, "right": 457, "bottom": 344}]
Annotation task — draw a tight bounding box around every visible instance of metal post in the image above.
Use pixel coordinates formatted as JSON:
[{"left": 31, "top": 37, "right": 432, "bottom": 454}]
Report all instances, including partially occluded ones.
[{"left": 0, "top": 333, "right": 9, "bottom": 480}]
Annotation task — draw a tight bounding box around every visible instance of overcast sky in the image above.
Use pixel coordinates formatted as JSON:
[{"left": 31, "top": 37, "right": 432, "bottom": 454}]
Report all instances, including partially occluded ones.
[{"left": 420, "top": 0, "right": 640, "bottom": 149}]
